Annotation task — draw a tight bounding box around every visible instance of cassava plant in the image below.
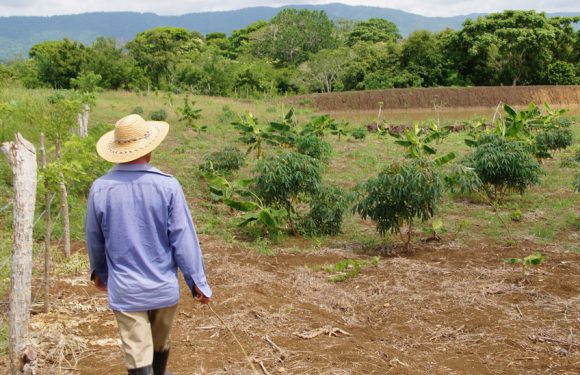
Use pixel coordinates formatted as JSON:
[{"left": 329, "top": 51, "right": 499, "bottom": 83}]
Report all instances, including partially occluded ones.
[
  {"left": 299, "top": 185, "right": 348, "bottom": 236},
  {"left": 254, "top": 151, "right": 322, "bottom": 235},
  {"left": 199, "top": 147, "right": 245, "bottom": 175},
  {"left": 295, "top": 135, "right": 332, "bottom": 164},
  {"left": 354, "top": 159, "right": 443, "bottom": 248},
  {"left": 462, "top": 135, "right": 543, "bottom": 200}
]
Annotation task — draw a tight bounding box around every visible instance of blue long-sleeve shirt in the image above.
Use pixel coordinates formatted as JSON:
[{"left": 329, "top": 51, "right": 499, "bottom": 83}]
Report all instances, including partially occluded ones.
[{"left": 85, "top": 163, "right": 211, "bottom": 311}]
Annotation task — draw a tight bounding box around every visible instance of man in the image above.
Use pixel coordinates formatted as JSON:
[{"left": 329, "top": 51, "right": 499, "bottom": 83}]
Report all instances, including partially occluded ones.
[{"left": 85, "top": 114, "right": 212, "bottom": 375}]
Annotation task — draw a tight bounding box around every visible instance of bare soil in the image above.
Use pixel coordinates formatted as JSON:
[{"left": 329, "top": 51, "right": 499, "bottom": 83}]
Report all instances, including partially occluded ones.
[
  {"left": 289, "top": 86, "right": 580, "bottom": 111},
  {"left": 7, "top": 235, "right": 579, "bottom": 374}
]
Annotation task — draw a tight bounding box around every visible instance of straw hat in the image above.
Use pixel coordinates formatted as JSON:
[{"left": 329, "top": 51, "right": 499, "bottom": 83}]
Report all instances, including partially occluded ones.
[{"left": 96, "top": 114, "right": 169, "bottom": 163}]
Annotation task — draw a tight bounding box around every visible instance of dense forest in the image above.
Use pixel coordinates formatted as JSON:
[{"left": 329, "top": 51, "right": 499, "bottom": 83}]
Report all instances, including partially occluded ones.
[{"left": 1, "top": 9, "right": 579, "bottom": 97}]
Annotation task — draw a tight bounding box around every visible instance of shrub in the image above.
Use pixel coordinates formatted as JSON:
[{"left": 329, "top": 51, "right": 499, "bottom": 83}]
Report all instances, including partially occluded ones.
[
  {"left": 351, "top": 127, "right": 367, "bottom": 140},
  {"left": 295, "top": 135, "right": 332, "bottom": 163},
  {"left": 299, "top": 185, "right": 348, "bottom": 236},
  {"left": 354, "top": 160, "right": 442, "bottom": 246},
  {"left": 149, "top": 109, "right": 167, "bottom": 121},
  {"left": 254, "top": 152, "right": 322, "bottom": 235},
  {"left": 534, "top": 128, "right": 574, "bottom": 159},
  {"left": 132, "top": 106, "right": 144, "bottom": 115},
  {"left": 463, "top": 135, "right": 542, "bottom": 199},
  {"left": 200, "top": 147, "right": 245, "bottom": 174}
]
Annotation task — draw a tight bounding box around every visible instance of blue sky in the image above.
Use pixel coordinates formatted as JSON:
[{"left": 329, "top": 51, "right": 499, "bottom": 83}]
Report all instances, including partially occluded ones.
[{"left": 0, "top": 0, "right": 578, "bottom": 17}]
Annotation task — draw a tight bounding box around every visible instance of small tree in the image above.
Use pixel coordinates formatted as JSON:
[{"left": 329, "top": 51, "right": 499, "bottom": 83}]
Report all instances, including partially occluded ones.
[
  {"left": 354, "top": 160, "right": 442, "bottom": 247},
  {"left": 177, "top": 92, "right": 204, "bottom": 133},
  {"left": 254, "top": 152, "right": 322, "bottom": 235}
]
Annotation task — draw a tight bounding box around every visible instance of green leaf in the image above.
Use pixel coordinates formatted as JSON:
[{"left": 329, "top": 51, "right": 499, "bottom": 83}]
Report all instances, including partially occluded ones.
[
  {"left": 523, "top": 252, "right": 545, "bottom": 266},
  {"left": 432, "top": 218, "right": 443, "bottom": 232},
  {"left": 434, "top": 152, "right": 456, "bottom": 166},
  {"left": 503, "top": 258, "right": 523, "bottom": 264},
  {"left": 224, "top": 198, "right": 260, "bottom": 212},
  {"left": 503, "top": 104, "right": 517, "bottom": 118}
]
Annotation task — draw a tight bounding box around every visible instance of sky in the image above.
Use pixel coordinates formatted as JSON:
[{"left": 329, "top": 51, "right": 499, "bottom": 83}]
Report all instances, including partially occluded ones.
[{"left": 0, "top": 0, "right": 578, "bottom": 17}]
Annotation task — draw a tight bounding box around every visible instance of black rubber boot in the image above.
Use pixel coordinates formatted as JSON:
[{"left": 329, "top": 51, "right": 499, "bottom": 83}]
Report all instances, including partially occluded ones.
[
  {"left": 152, "top": 350, "right": 173, "bottom": 375},
  {"left": 128, "top": 365, "right": 154, "bottom": 375}
]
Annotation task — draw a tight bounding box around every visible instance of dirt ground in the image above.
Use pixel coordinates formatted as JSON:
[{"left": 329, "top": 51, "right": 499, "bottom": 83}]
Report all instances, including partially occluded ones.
[{"left": 5, "top": 233, "right": 578, "bottom": 375}]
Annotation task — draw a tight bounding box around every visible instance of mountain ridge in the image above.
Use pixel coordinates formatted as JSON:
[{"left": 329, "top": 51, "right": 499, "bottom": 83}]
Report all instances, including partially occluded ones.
[{"left": 0, "top": 3, "right": 578, "bottom": 61}]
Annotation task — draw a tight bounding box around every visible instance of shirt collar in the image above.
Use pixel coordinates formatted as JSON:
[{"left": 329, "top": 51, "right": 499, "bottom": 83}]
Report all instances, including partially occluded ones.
[{"left": 111, "top": 163, "right": 172, "bottom": 177}]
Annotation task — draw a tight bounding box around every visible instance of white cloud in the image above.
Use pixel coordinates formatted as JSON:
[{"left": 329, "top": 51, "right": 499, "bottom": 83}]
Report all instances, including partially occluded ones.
[{"left": 0, "top": 0, "right": 578, "bottom": 17}]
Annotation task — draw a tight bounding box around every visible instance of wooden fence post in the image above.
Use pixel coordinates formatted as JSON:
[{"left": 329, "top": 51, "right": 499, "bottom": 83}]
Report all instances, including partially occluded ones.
[
  {"left": 2, "top": 133, "right": 38, "bottom": 375},
  {"left": 40, "top": 133, "right": 50, "bottom": 313}
]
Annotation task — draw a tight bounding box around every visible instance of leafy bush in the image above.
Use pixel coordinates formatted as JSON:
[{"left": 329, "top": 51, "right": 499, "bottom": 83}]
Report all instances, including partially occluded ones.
[
  {"left": 295, "top": 135, "right": 332, "bottom": 163},
  {"left": 351, "top": 127, "right": 367, "bottom": 140},
  {"left": 463, "top": 135, "right": 542, "bottom": 199},
  {"left": 200, "top": 147, "right": 245, "bottom": 174},
  {"left": 132, "top": 106, "right": 144, "bottom": 115},
  {"left": 299, "top": 185, "right": 348, "bottom": 236},
  {"left": 219, "top": 105, "right": 237, "bottom": 126},
  {"left": 254, "top": 152, "right": 322, "bottom": 235},
  {"left": 149, "top": 109, "right": 167, "bottom": 121},
  {"left": 354, "top": 160, "right": 442, "bottom": 246},
  {"left": 534, "top": 128, "right": 574, "bottom": 159}
]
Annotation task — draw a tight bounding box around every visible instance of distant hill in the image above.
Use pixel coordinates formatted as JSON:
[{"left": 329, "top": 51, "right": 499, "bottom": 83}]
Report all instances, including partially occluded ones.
[{"left": 0, "top": 2, "right": 578, "bottom": 61}]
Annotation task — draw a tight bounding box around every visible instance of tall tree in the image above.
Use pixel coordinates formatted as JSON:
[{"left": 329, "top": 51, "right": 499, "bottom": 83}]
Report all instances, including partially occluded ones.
[
  {"left": 250, "top": 9, "right": 336, "bottom": 66},
  {"left": 453, "top": 10, "right": 579, "bottom": 86},
  {"left": 299, "top": 48, "right": 353, "bottom": 92},
  {"left": 347, "top": 18, "right": 401, "bottom": 46},
  {"left": 400, "top": 29, "right": 459, "bottom": 87},
  {"left": 127, "top": 27, "right": 204, "bottom": 88},
  {"left": 29, "top": 39, "right": 88, "bottom": 89}
]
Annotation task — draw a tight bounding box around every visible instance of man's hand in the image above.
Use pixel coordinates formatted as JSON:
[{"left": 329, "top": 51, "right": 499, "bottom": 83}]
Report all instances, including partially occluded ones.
[
  {"left": 193, "top": 284, "right": 211, "bottom": 304},
  {"left": 93, "top": 274, "right": 107, "bottom": 292}
]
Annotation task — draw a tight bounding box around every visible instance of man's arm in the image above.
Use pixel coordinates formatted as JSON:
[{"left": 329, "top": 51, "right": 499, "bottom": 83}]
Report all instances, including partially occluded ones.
[
  {"left": 85, "top": 188, "right": 108, "bottom": 289},
  {"left": 168, "top": 183, "right": 212, "bottom": 302}
]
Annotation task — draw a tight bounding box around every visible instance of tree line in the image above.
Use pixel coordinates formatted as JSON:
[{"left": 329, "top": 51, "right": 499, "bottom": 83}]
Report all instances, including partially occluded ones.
[{"left": 0, "top": 9, "right": 578, "bottom": 96}]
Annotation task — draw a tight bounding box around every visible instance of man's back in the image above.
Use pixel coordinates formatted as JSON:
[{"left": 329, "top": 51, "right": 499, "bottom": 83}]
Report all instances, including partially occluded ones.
[{"left": 86, "top": 163, "right": 209, "bottom": 311}]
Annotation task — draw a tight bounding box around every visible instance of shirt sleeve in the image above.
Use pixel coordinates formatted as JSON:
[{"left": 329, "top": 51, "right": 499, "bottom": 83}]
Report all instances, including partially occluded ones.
[
  {"left": 85, "top": 187, "right": 108, "bottom": 284},
  {"left": 168, "top": 183, "right": 212, "bottom": 298}
]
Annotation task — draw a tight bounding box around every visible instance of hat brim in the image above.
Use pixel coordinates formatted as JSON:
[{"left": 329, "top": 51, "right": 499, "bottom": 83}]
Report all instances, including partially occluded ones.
[{"left": 96, "top": 121, "right": 169, "bottom": 163}]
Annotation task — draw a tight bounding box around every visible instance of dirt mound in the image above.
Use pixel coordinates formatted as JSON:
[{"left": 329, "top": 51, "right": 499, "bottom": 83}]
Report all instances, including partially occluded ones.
[{"left": 291, "top": 85, "right": 580, "bottom": 111}]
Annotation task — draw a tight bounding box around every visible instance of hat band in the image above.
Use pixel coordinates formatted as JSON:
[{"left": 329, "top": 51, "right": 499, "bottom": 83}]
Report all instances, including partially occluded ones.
[{"left": 114, "top": 130, "right": 151, "bottom": 143}]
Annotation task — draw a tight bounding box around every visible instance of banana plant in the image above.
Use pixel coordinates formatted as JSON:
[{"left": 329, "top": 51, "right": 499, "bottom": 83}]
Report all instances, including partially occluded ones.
[
  {"left": 231, "top": 112, "right": 273, "bottom": 159},
  {"left": 202, "top": 172, "right": 284, "bottom": 236},
  {"left": 503, "top": 252, "right": 545, "bottom": 276},
  {"left": 300, "top": 114, "right": 338, "bottom": 138},
  {"left": 266, "top": 108, "right": 298, "bottom": 147},
  {"left": 499, "top": 103, "right": 542, "bottom": 141},
  {"left": 390, "top": 122, "right": 455, "bottom": 166}
]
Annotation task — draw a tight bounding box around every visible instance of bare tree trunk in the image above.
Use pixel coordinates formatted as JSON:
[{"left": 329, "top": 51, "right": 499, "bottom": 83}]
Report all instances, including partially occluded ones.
[
  {"left": 77, "top": 104, "right": 90, "bottom": 138},
  {"left": 55, "top": 139, "right": 70, "bottom": 257},
  {"left": 2, "top": 133, "right": 38, "bottom": 375},
  {"left": 40, "top": 133, "right": 50, "bottom": 313}
]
